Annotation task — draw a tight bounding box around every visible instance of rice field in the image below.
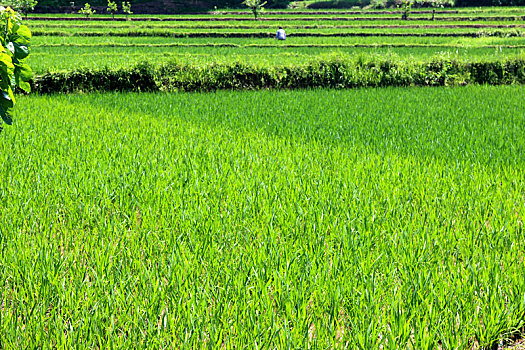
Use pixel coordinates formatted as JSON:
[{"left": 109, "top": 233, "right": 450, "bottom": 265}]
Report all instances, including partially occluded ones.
[
  {"left": 1, "top": 6, "right": 524, "bottom": 348},
  {"left": 26, "top": 6, "right": 525, "bottom": 74},
  {"left": 1, "top": 86, "right": 524, "bottom": 347}
]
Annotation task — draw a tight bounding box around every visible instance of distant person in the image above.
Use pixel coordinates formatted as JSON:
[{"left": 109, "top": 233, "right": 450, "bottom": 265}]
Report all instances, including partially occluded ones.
[{"left": 276, "top": 27, "right": 286, "bottom": 40}]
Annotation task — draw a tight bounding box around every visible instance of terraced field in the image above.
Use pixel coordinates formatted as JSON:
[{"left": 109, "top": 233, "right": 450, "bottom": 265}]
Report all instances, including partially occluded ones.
[
  {"left": 1, "top": 6, "right": 524, "bottom": 348},
  {"left": 27, "top": 7, "right": 525, "bottom": 73}
]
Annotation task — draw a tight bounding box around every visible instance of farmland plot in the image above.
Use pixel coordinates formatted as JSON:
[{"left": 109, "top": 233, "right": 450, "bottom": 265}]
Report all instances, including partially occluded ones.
[
  {"left": 26, "top": 7, "right": 525, "bottom": 76},
  {"left": 0, "top": 86, "right": 524, "bottom": 347}
]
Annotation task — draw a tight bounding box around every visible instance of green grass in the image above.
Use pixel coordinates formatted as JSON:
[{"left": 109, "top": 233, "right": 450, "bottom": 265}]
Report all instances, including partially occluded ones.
[
  {"left": 24, "top": 6, "right": 525, "bottom": 15},
  {"left": 1, "top": 86, "right": 524, "bottom": 347},
  {"left": 29, "top": 27, "right": 525, "bottom": 35},
  {"left": 28, "top": 46, "right": 525, "bottom": 73},
  {"left": 25, "top": 10, "right": 525, "bottom": 74},
  {"left": 27, "top": 31, "right": 525, "bottom": 74},
  {"left": 27, "top": 19, "right": 525, "bottom": 26},
  {"left": 28, "top": 23, "right": 525, "bottom": 29},
  {"left": 31, "top": 34, "right": 525, "bottom": 46}
]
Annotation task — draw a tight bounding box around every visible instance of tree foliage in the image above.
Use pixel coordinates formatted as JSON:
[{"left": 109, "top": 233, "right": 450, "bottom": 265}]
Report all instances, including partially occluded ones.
[
  {"left": 11, "top": 0, "right": 38, "bottom": 18},
  {"left": 243, "top": 0, "right": 266, "bottom": 20},
  {"left": 0, "top": 7, "right": 32, "bottom": 132},
  {"left": 121, "top": 1, "right": 132, "bottom": 18},
  {"left": 34, "top": 0, "right": 293, "bottom": 13},
  {"left": 78, "top": 2, "right": 95, "bottom": 17},
  {"left": 400, "top": 0, "right": 412, "bottom": 20},
  {"left": 106, "top": 0, "right": 117, "bottom": 18}
]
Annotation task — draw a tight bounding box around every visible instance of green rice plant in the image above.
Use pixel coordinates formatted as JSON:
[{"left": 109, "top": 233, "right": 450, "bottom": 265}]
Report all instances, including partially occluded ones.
[
  {"left": 28, "top": 24, "right": 525, "bottom": 35},
  {"left": 0, "top": 86, "right": 523, "bottom": 347},
  {"left": 23, "top": 44, "right": 525, "bottom": 74},
  {"left": 27, "top": 22, "right": 525, "bottom": 29},
  {"left": 24, "top": 13, "right": 525, "bottom": 21},
  {"left": 2, "top": 8, "right": 525, "bottom": 348}
]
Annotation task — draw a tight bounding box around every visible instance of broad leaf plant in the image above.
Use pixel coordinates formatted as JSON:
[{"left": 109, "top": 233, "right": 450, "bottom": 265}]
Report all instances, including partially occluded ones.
[{"left": 0, "top": 7, "right": 32, "bottom": 131}]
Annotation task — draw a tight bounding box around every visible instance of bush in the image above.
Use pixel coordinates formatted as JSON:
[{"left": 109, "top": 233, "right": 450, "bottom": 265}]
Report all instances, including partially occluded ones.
[
  {"left": 308, "top": 0, "right": 452, "bottom": 8},
  {"left": 307, "top": 0, "right": 370, "bottom": 9},
  {"left": 0, "top": 7, "right": 33, "bottom": 131},
  {"left": 369, "top": 0, "right": 387, "bottom": 8},
  {"left": 384, "top": 0, "right": 455, "bottom": 7},
  {"left": 455, "top": 0, "right": 525, "bottom": 5},
  {"left": 32, "top": 56, "right": 525, "bottom": 94}
]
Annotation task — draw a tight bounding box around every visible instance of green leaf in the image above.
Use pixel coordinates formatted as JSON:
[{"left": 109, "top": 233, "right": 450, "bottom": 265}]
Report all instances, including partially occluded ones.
[
  {"left": 0, "top": 89, "right": 14, "bottom": 110},
  {"left": 0, "top": 52, "right": 15, "bottom": 90},
  {"left": 12, "top": 24, "right": 31, "bottom": 46},
  {"left": 13, "top": 43, "right": 29, "bottom": 60},
  {"left": 17, "top": 79, "right": 30, "bottom": 93},
  {"left": 14, "top": 62, "right": 32, "bottom": 81},
  {"left": 6, "top": 42, "right": 15, "bottom": 55},
  {"left": 0, "top": 52, "right": 15, "bottom": 71},
  {"left": 0, "top": 7, "right": 32, "bottom": 132},
  {"left": 0, "top": 104, "right": 13, "bottom": 125},
  {"left": 2, "top": 87, "right": 15, "bottom": 106}
]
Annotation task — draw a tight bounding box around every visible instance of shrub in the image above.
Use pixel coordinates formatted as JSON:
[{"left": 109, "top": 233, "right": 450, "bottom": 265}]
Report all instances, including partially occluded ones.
[
  {"left": 0, "top": 7, "right": 32, "bottom": 132},
  {"left": 121, "top": 1, "right": 131, "bottom": 19},
  {"left": 11, "top": 0, "right": 38, "bottom": 18},
  {"left": 106, "top": 0, "right": 117, "bottom": 18},
  {"left": 78, "top": 2, "right": 95, "bottom": 17},
  {"left": 32, "top": 56, "right": 525, "bottom": 94}
]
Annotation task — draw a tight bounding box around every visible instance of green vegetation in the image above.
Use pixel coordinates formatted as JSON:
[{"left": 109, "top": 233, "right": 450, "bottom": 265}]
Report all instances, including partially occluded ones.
[
  {"left": 11, "top": 0, "right": 38, "bottom": 17},
  {"left": 1, "top": 86, "right": 524, "bottom": 347},
  {"left": 106, "top": 0, "right": 117, "bottom": 18},
  {"left": 29, "top": 0, "right": 525, "bottom": 14},
  {"left": 22, "top": 7, "right": 525, "bottom": 79},
  {"left": 243, "top": 0, "right": 267, "bottom": 20},
  {"left": 400, "top": 0, "right": 412, "bottom": 20},
  {"left": 2, "top": 6, "right": 524, "bottom": 348},
  {"left": 121, "top": 1, "right": 131, "bottom": 19},
  {"left": 25, "top": 45, "right": 525, "bottom": 75},
  {"left": 0, "top": 7, "right": 32, "bottom": 131},
  {"left": 33, "top": 56, "right": 525, "bottom": 93},
  {"left": 33, "top": 0, "right": 291, "bottom": 13},
  {"left": 78, "top": 2, "right": 95, "bottom": 18}
]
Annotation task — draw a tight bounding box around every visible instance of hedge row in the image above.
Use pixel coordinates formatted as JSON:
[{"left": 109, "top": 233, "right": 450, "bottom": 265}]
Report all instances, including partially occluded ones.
[
  {"left": 28, "top": 16, "right": 525, "bottom": 21},
  {"left": 33, "top": 30, "right": 524, "bottom": 38},
  {"left": 33, "top": 43, "right": 525, "bottom": 48},
  {"left": 211, "top": 10, "right": 460, "bottom": 14},
  {"left": 34, "top": 24, "right": 525, "bottom": 29},
  {"left": 33, "top": 57, "right": 525, "bottom": 93},
  {"left": 34, "top": 43, "right": 525, "bottom": 49}
]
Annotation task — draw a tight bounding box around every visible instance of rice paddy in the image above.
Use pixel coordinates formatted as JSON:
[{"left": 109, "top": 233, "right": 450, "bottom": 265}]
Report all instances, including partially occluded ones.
[
  {"left": 1, "top": 86, "right": 524, "bottom": 347},
  {"left": 26, "top": 7, "right": 525, "bottom": 74},
  {"left": 1, "top": 6, "right": 524, "bottom": 348}
]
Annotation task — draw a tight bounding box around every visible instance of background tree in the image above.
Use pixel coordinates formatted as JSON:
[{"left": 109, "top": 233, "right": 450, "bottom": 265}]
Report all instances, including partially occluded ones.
[
  {"left": 400, "top": 0, "right": 412, "bottom": 20},
  {"left": 0, "top": 6, "right": 32, "bottom": 132},
  {"left": 78, "top": 3, "right": 96, "bottom": 18},
  {"left": 11, "top": 0, "right": 37, "bottom": 19},
  {"left": 121, "top": 1, "right": 132, "bottom": 19},
  {"left": 106, "top": 0, "right": 117, "bottom": 19},
  {"left": 243, "top": 0, "right": 266, "bottom": 21}
]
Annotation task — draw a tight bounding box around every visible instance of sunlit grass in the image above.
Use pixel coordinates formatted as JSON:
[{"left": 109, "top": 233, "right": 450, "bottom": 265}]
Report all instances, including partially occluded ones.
[{"left": 1, "top": 86, "right": 524, "bottom": 347}]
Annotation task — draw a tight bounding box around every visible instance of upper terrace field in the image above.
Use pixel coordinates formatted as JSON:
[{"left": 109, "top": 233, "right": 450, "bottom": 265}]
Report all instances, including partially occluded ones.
[{"left": 27, "top": 7, "right": 525, "bottom": 74}]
